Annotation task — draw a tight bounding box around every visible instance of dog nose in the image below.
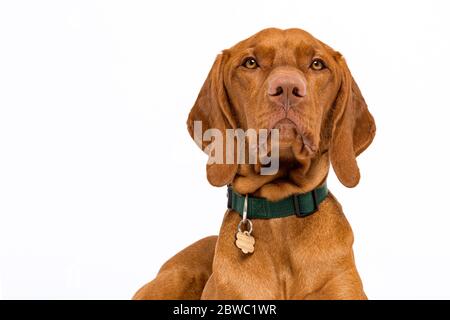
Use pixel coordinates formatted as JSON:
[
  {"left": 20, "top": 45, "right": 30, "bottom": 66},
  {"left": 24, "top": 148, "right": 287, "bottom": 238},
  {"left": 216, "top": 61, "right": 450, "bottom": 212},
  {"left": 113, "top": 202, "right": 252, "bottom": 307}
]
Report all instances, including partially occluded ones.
[{"left": 267, "top": 70, "right": 306, "bottom": 109}]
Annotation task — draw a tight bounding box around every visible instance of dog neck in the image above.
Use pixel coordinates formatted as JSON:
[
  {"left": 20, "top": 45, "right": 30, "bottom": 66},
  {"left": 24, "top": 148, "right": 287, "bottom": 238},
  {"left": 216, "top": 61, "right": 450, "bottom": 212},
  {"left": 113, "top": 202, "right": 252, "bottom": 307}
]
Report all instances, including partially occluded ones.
[{"left": 231, "top": 152, "right": 330, "bottom": 202}]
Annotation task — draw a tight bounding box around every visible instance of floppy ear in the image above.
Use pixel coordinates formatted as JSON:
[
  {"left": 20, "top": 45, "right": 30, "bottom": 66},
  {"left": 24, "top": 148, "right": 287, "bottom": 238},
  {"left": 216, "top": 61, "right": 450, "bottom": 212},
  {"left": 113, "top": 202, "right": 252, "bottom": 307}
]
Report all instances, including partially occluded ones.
[
  {"left": 330, "top": 54, "right": 376, "bottom": 188},
  {"left": 187, "top": 53, "right": 238, "bottom": 187}
]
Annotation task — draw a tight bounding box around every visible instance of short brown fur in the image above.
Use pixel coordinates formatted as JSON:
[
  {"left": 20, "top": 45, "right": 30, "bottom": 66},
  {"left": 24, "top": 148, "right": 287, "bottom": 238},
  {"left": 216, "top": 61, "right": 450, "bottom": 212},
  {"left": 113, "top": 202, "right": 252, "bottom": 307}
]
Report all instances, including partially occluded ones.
[{"left": 133, "top": 28, "right": 375, "bottom": 300}]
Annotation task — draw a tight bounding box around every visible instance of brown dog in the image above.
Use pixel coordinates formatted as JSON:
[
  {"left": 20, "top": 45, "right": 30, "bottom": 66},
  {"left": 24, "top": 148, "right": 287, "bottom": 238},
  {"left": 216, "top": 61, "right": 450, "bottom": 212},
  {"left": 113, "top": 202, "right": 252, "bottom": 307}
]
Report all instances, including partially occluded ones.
[{"left": 133, "top": 28, "right": 375, "bottom": 300}]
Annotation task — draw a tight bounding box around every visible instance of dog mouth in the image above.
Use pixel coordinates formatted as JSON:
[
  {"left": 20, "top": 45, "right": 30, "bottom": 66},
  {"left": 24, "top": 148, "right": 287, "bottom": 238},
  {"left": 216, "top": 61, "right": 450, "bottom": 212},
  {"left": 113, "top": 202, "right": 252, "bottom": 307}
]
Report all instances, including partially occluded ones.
[
  {"left": 272, "top": 118, "right": 298, "bottom": 149},
  {"left": 268, "top": 117, "right": 318, "bottom": 160}
]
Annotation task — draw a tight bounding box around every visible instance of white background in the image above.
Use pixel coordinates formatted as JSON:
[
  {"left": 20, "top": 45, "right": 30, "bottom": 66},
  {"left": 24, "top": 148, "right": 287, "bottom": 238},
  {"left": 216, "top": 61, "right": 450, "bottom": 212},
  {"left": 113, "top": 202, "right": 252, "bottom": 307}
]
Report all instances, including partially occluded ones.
[{"left": 1, "top": 0, "right": 449, "bottom": 299}]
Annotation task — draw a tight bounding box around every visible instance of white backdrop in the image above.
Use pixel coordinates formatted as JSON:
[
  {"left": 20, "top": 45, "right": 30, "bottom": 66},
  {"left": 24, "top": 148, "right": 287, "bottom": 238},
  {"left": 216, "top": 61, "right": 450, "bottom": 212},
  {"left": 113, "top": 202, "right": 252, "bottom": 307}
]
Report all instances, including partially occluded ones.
[{"left": 1, "top": 0, "right": 450, "bottom": 299}]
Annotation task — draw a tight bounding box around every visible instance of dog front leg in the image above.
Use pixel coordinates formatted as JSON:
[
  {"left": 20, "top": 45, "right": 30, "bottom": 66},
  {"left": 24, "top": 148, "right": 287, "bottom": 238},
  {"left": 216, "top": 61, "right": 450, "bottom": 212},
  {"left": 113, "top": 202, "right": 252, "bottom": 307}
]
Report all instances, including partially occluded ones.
[
  {"left": 133, "top": 236, "right": 217, "bottom": 300},
  {"left": 305, "top": 268, "right": 367, "bottom": 300}
]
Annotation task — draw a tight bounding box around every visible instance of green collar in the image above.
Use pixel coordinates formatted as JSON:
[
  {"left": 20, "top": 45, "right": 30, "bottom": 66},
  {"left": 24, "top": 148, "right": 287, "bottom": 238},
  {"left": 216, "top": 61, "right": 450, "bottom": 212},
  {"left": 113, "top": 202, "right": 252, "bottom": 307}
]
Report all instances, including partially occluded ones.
[{"left": 227, "top": 183, "right": 328, "bottom": 219}]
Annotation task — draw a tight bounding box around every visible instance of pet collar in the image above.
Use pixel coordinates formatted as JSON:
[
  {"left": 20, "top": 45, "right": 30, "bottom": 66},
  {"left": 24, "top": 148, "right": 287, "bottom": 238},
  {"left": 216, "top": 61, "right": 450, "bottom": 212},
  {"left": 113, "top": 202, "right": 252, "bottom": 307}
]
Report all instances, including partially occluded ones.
[{"left": 227, "top": 183, "right": 328, "bottom": 219}]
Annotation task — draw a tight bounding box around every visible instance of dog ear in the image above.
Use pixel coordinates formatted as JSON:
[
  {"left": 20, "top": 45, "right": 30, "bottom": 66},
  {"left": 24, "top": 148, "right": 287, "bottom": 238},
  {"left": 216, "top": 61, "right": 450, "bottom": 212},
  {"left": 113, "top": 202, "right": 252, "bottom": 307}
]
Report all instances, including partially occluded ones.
[
  {"left": 187, "top": 53, "right": 238, "bottom": 187},
  {"left": 330, "top": 54, "right": 376, "bottom": 188}
]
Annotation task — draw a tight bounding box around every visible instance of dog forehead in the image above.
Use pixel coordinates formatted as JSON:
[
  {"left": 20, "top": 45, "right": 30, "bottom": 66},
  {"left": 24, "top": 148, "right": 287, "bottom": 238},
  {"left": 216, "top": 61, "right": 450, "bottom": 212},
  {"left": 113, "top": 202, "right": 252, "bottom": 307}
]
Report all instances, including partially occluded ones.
[
  {"left": 239, "top": 28, "right": 316, "bottom": 44},
  {"left": 228, "top": 28, "right": 323, "bottom": 59}
]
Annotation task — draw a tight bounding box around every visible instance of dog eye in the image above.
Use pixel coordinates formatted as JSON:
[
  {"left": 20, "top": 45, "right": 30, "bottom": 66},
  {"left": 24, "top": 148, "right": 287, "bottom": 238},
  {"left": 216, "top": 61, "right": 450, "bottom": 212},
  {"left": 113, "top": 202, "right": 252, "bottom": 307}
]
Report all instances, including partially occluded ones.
[
  {"left": 243, "top": 57, "right": 259, "bottom": 69},
  {"left": 310, "top": 59, "right": 326, "bottom": 71}
]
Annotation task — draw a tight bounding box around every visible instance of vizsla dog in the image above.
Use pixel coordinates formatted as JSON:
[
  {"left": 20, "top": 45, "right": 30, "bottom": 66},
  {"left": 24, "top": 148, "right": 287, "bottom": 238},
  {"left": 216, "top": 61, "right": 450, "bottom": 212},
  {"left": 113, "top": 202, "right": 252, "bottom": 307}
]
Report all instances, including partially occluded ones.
[{"left": 134, "top": 28, "right": 375, "bottom": 300}]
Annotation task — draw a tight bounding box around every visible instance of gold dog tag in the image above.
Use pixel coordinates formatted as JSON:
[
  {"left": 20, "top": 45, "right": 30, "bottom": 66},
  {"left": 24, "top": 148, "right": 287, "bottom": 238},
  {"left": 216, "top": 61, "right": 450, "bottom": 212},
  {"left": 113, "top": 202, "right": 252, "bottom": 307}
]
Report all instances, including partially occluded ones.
[{"left": 235, "top": 230, "right": 255, "bottom": 254}]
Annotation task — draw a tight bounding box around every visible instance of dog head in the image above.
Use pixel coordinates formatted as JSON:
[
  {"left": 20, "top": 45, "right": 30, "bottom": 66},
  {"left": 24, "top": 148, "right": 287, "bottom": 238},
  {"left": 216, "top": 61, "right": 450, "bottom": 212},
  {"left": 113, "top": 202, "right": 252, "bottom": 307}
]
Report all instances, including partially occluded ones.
[{"left": 187, "top": 28, "right": 375, "bottom": 195}]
